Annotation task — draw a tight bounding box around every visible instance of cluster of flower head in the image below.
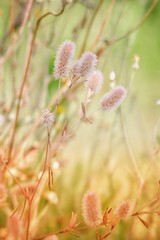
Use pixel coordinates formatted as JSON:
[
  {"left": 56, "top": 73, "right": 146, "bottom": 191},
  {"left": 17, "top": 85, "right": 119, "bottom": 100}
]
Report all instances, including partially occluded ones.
[
  {"left": 53, "top": 40, "right": 127, "bottom": 111},
  {"left": 82, "top": 192, "right": 131, "bottom": 228},
  {"left": 53, "top": 41, "right": 103, "bottom": 94}
]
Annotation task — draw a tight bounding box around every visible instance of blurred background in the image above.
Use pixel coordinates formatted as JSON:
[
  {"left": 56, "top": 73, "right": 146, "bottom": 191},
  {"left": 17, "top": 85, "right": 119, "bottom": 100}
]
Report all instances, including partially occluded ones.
[{"left": 0, "top": 0, "right": 160, "bottom": 239}]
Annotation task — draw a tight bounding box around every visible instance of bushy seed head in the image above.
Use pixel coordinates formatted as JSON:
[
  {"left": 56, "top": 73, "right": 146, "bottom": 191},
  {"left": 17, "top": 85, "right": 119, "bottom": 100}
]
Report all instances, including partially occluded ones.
[
  {"left": 100, "top": 86, "right": 127, "bottom": 111},
  {"left": 86, "top": 70, "right": 103, "bottom": 93},
  {"left": 42, "top": 109, "right": 55, "bottom": 127},
  {"left": 115, "top": 201, "right": 131, "bottom": 220},
  {"left": 79, "top": 52, "right": 97, "bottom": 78},
  {"left": 54, "top": 41, "right": 75, "bottom": 79},
  {"left": 72, "top": 60, "right": 81, "bottom": 78},
  {"left": 82, "top": 192, "right": 102, "bottom": 227}
]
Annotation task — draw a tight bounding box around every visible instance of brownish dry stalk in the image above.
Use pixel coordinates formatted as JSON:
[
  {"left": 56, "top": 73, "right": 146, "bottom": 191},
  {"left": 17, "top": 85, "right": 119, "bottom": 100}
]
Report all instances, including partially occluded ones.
[
  {"left": 7, "top": 5, "right": 66, "bottom": 163},
  {"left": 26, "top": 127, "right": 51, "bottom": 240},
  {"left": 109, "top": 0, "right": 157, "bottom": 45},
  {"left": 90, "top": 0, "right": 115, "bottom": 51},
  {"left": 10, "top": 0, "right": 16, "bottom": 100},
  {"left": 95, "top": 0, "right": 157, "bottom": 57},
  {"left": 79, "top": 0, "right": 103, "bottom": 55},
  {"left": 119, "top": 108, "right": 143, "bottom": 184},
  {"left": 0, "top": 0, "right": 33, "bottom": 68}
]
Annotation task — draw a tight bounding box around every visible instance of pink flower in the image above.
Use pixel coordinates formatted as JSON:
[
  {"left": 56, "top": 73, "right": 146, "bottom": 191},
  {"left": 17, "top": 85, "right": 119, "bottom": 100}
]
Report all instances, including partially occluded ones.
[
  {"left": 72, "top": 60, "right": 81, "bottom": 78},
  {"left": 100, "top": 86, "right": 127, "bottom": 111},
  {"left": 54, "top": 41, "right": 75, "bottom": 79},
  {"left": 79, "top": 52, "right": 97, "bottom": 78},
  {"left": 86, "top": 70, "right": 103, "bottom": 93},
  {"left": 82, "top": 192, "right": 102, "bottom": 227},
  {"left": 115, "top": 201, "right": 131, "bottom": 220}
]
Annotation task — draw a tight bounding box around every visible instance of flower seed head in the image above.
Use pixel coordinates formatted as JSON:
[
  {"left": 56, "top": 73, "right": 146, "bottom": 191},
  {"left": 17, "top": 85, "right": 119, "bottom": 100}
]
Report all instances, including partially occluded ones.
[
  {"left": 100, "top": 86, "right": 127, "bottom": 111},
  {"left": 42, "top": 109, "right": 55, "bottom": 127},
  {"left": 72, "top": 60, "right": 81, "bottom": 78},
  {"left": 115, "top": 201, "right": 131, "bottom": 220},
  {"left": 82, "top": 192, "right": 102, "bottom": 227},
  {"left": 86, "top": 70, "right": 103, "bottom": 93},
  {"left": 79, "top": 52, "right": 97, "bottom": 78},
  {"left": 54, "top": 41, "right": 75, "bottom": 79}
]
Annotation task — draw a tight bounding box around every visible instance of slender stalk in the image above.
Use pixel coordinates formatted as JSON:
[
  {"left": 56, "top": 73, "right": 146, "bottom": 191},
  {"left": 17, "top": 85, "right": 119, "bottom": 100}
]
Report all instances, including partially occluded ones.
[
  {"left": 120, "top": 108, "right": 143, "bottom": 184},
  {"left": 110, "top": 0, "right": 158, "bottom": 45},
  {"left": 90, "top": 0, "right": 115, "bottom": 51},
  {"left": 79, "top": 0, "right": 103, "bottom": 55},
  {"left": 7, "top": 6, "right": 66, "bottom": 163},
  {"left": 0, "top": 159, "right": 29, "bottom": 200},
  {"left": 25, "top": 127, "right": 50, "bottom": 239},
  {"left": 26, "top": 204, "right": 31, "bottom": 240},
  {"left": 0, "top": 0, "right": 33, "bottom": 68}
]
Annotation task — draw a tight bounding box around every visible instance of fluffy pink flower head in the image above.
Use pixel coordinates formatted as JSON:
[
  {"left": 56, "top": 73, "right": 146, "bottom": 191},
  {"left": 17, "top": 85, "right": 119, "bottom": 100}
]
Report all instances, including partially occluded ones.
[
  {"left": 100, "top": 86, "right": 127, "bottom": 111},
  {"left": 82, "top": 192, "right": 102, "bottom": 227},
  {"left": 54, "top": 40, "right": 75, "bottom": 79},
  {"left": 86, "top": 70, "right": 104, "bottom": 93},
  {"left": 115, "top": 201, "right": 131, "bottom": 220},
  {"left": 79, "top": 52, "right": 97, "bottom": 78},
  {"left": 72, "top": 60, "right": 81, "bottom": 78}
]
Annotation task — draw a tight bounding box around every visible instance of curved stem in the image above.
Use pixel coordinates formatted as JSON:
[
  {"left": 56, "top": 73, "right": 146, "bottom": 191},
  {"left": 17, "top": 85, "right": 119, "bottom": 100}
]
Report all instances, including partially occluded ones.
[
  {"left": 8, "top": 6, "right": 66, "bottom": 163},
  {"left": 110, "top": 0, "right": 158, "bottom": 45}
]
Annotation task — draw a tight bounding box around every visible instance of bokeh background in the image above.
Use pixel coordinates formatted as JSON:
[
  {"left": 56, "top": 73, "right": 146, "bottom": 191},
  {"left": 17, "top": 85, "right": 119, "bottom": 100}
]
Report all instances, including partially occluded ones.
[{"left": 0, "top": 0, "right": 160, "bottom": 239}]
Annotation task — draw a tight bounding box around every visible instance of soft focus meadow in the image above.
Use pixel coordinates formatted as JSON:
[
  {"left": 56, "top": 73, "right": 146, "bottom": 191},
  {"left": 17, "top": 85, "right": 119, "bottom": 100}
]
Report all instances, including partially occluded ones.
[{"left": 0, "top": 0, "right": 160, "bottom": 239}]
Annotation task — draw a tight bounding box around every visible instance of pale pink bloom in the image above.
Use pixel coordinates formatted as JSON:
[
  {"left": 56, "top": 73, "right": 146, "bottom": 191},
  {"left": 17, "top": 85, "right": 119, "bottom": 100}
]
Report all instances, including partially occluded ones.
[
  {"left": 86, "top": 70, "right": 103, "bottom": 93},
  {"left": 82, "top": 192, "right": 102, "bottom": 227},
  {"left": 72, "top": 60, "right": 81, "bottom": 78},
  {"left": 54, "top": 41, "right": 75, "bottom": 79},
  {"left": 100, "top": 86, "right": 127, "bottom": 111},
  {"left": 79, "top": 52, "right": 97, "bottom": 78},
  {"left": 115, "top": 201, "right": 131, "bottom": 220}
]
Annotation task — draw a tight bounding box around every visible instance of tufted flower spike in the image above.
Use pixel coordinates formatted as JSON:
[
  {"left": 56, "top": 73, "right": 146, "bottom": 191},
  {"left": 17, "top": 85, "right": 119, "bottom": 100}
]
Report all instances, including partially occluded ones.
[
  {"left": 82, "top": 192, "right": 102, "bottom": 227},
  {"left": 54, "top": 41, "right": 75, "bottom": 79},
  {"left": 79, "top": 52, "right": 97, "bottom": 78},
  {"left": 100, "top": 86, "right": 127, "bottom": 111},
  {"left": 86, "top": 70, "right": 103, "bottom": 93},
  {"left": 115, "top": 201, "right": 131, "bottom": 220}
]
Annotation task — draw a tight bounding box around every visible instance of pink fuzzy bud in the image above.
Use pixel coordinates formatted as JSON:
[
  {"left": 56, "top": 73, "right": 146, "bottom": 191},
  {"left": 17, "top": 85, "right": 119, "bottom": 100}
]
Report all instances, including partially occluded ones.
[
  {"left": 79, "top": 52, "right": 97, "bottom": 78},
  {"left": 54, "top": 41, "right": 75, "bottom": 79},
  {"left": 86, "top": 70, "right": 103, "bottom": 93},
  {"left": 100, "top": 86, "right": 127, "bottom": 111},
  {"left": 115, "top": 201, "right": 131, "bottom": 219},
  {"left": 82, "top": 192, "right": 102, "bottom": 227},
  {"left": 72, "top": 60, "right": 81, "bottom": 78}
]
